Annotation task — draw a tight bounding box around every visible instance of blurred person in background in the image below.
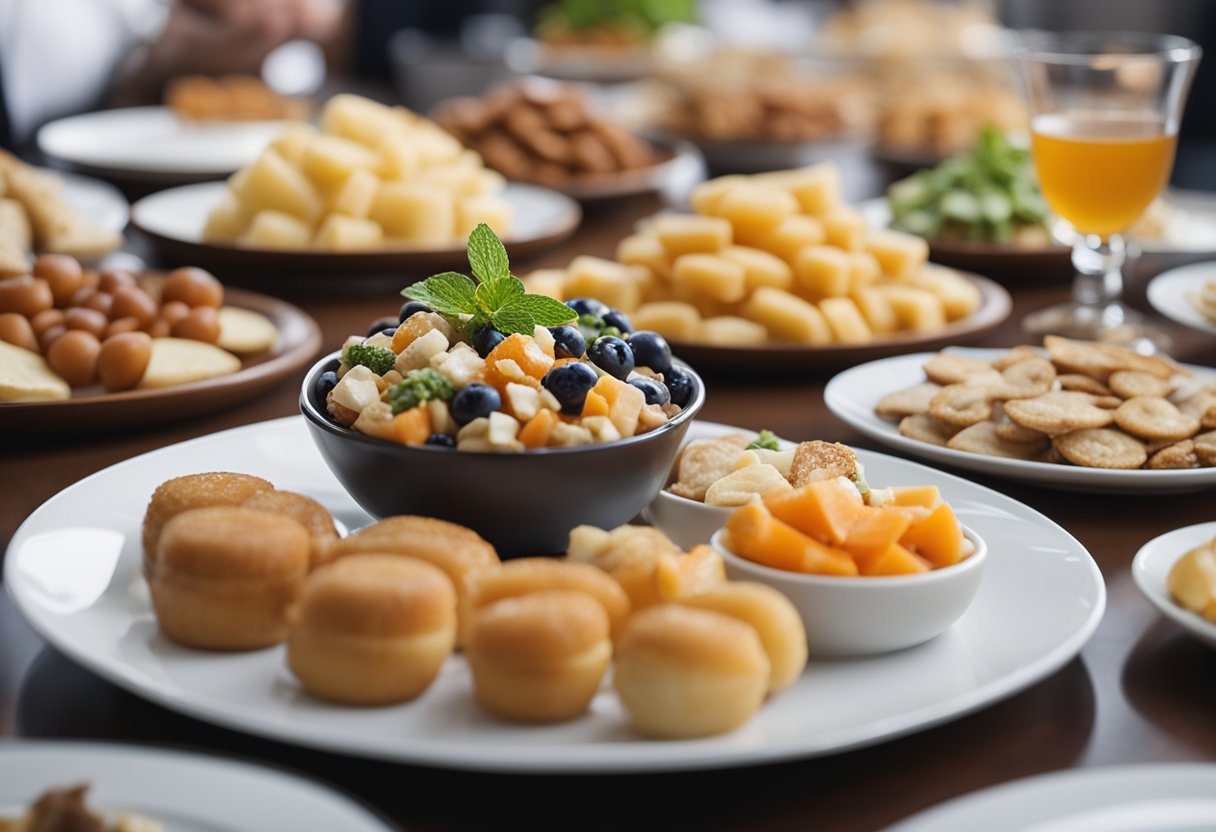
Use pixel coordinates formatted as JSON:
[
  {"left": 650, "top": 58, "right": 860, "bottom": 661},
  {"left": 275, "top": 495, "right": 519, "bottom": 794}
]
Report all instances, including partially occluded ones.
[{"left": 0, "top": 0, "right": 343, "bottom": 150}]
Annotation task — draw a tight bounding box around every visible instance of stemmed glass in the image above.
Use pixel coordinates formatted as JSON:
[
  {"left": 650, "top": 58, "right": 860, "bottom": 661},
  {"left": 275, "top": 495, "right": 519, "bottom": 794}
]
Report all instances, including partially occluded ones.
[{"left": 1013, "top": 31, "right": 1200, "bottom": 351}]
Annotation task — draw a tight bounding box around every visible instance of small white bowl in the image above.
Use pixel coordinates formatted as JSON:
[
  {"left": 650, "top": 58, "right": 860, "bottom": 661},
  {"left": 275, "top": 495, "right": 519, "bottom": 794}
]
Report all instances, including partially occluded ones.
[
  {"left": 646, "top": 488, "right": 733, "bottom": 550},
  {"left": 709, "top": 526, "right": 988, "bottom": 657}
]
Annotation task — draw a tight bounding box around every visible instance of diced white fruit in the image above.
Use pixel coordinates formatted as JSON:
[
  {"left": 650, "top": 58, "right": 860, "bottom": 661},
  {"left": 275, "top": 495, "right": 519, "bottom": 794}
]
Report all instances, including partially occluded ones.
[
  {"left": 567, "top": 525, "right": 611, "bottom": 562},
  {"left": 395, "top": 328, "right": 449, "bottom": 374},
  {"left": 301, "top": 135, "right": 380, "bottom": 192},
  {"left": 487, "top": 411, "right": 522, "bottom": 449},
  {"left": 494, "top": 358, "right": 528, "bottom": 384},
  {"left": 457, "top": 416, "right": 490, "bottom": 442},
  {"left": 538, "top": 388, "right": 562, "bottom": 412},
  {"left": 242, "top": 210, "right": 311, "bottom": 249},
  {"left": 506, "top": 383, "right": 541, "bottom": 421},
  {"left": 638, "top": 403, "right": 669, "bottom": 431},
  {"left": 372, "top": 182, "right": 455, "bottom": 243},
  {"left": 321, "top": 94, "right": 400, "bottom": 147},
  {"left": 704, "top": 464, "right": 791, "bottom": 507},
  {"left": 270, "top": 123, "right": 317, "bottom": 166},
  {"left": 456, "top": 194, "right": 514, "bottom": 238},
  {"left": 430, "top": 342, "right": 485, "bottom": 388},
  {"left": 234, "top": 149, "right": 322, "bottom": 223},
  {"left": 365, "top": 332, "right": 394, "bottom": 351},
  {"left": 314, "top": 214, "right": 382, "bottom": 250},
  {"left": 606, "top": 377, "right": 646, "bottom": 438},
  {"left": 330, "top": 168, "right": 381, "bottom": 218},
  {"left": 548, "top": 422, "right": 594, "bottom": 447},
  {"left": 582, "top": 415, "right": 622, "bottom": 444},
  {"left": 532, "top": 325, "right": 556, "bottom": 356},
  {"left": 564, "top": 256, "right": 642, "bottom": 312},
  {"left": 754, "top": 447, "right": 796, "bottom": 477},
  {"left": 427, "top": 399, "right": 457, "bottom": 435},
  {"left": 202, "top": 192, "right": 248, "bottom": 240},
  {"left": 523, "top": 269, "right": 567, "bottom": 301},
  {"left": 352, "top": 401, "right": 394, "bottom": 436},
  {"left": 330, "top": 365, "right": 382, "bottom": 413}
]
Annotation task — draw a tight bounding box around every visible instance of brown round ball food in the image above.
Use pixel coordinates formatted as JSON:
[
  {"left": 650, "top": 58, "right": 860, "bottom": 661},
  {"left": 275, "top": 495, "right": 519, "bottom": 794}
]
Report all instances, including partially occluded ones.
[
  {"left": 104, "top": 316, "right": 142, "bottom": 338},
  {"left": 29, "top": 308, "right": 65, "bottom": 337},
  {"left": 97, "top": 268, "right": 137, "bottom": 293},
  {"left": 63, "top": 307, "right": 109, "bottom": 338},
  {"left": 110, "top": 285, "right": 158, "bottom": 326},
  {"left": 46, "top": 329, "right": 101, "bottom": 387},
  {"left": 149, "top": 506, "right": 310, "bottom": 650},
  {"left": 143, "top": 318, "right": 171, "bottom": 338},
  {"left": 37, "top": 324, "right": 67, "bottom": 353},
  {"left": 34, "top": 254, "right": 84, "bottom": 306},
  {"left": 68, "top": 286, "right": 96, "bottom": 308},
  {"left": 0, "top": 276, "right": 53, "bottom": 317},
  {"left": 171, "top": 306, "right": 220, "bottom": 343},
  {"left": 82, "top": 291, "right": 113, "bottom": 317},
  {"left": 0, "top": 313, "right": 38, "bottom": 352},
  {"left": 158, "top": 300, "right": 191, "bottom": 328},
  {"left": 287, "top": 554, "right": 457, "bottom": 705},
  {"left": 142, "top": 471, "right": 275, "bottom": 572},
  {"left": 241, "top": 489, "right": 339, "bottom": 570},
  {"left": 98, "top": 331, "right": 152, "bottom": 391},
  {"left": 163, "top": 267, "right": 223, "bottom": 308}
]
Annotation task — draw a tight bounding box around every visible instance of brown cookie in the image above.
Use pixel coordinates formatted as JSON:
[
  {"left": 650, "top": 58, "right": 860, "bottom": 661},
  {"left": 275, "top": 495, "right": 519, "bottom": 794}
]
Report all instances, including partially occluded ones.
[
  {"left": 1146, "top": 439, "right": 1200, "bottom": 469},
  {"left": 947, "top": 422, "right": 1048, "bottom": 460},
  {"left": 876, "top": 381, "right": 942, "bottom": 418},
  {"left": 789, "top": 441, "right": 858, "bottom": 486},
  {"left": 1195, "top": 430, "right": 1216, "bottom": 466},
  {"left": 1057, "top": 374, "right": 1113, "bottom": 396},
  {"left": 993, "top": 420, "right": 1049, "bottom": 443},
  {"left": 1004, "top": 391, "right": 1115, "bottom": 435},
  {"left": 1113, "top": 396, "right": 1201, "bottom": 442},
  {"left": 991, "top": 357, "right": 1056, "bottom": 401},
  {"left": 898, "top": 414, "right": 961, "bottom": 446},
  {"left": 991, "top": 345, "right": 1043, "bottom": 370},
  {"left": 922, "top": 353, "right": 997, "bottom": 385},
  {"left": 1053, "top": 428, "right": 1147, "bottom": 469},
  {"left": 929, "top": 383, "right": 995, "bottom": 427},
  {"left": 1108, "top": 370, "right": 1171, "bottom": 399}
]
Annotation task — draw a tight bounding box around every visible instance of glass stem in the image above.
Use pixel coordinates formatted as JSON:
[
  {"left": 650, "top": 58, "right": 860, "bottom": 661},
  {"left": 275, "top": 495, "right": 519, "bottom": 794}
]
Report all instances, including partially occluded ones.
[{"left": 1070, "top": 233, "right": 1126, "bottom": 308}]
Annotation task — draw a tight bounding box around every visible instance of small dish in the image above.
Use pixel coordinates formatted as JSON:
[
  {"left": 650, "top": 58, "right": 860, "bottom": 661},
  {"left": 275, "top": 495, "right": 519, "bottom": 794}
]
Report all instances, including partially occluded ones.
[
  {"left": 710, "top": 526, "right": 988, "bottom": 657},
  {"left": 1146, "top": 261, "right": 1216, "bottom": 337},
  {"left": 1132, "top": 521, "right": 1216, "bottom": 650}
]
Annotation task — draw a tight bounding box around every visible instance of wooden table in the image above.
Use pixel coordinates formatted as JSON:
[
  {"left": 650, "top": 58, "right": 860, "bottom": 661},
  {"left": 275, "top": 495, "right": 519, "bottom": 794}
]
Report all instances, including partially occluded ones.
[{"left": 2, "top": 191, "right": 1215, "bottom": 832}]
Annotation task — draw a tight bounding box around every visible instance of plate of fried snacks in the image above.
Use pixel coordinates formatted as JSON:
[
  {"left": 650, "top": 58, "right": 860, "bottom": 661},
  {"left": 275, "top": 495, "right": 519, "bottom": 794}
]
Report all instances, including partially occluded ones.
[
  {"left": 0, "top": 741, "right": 395, "bottom": 831},
  {"left": 826, "top": 339, "right": 1216, "bottom": 494}
]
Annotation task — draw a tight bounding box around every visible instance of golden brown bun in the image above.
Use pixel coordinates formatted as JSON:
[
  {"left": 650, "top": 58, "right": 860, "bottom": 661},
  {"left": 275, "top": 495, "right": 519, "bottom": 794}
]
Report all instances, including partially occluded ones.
[
  {"left": 142, "top": 472, "right": 274, "bottom": 572},
  {"left": 567, "top": 525, "right": 682, "bottom": 610},
  {"left": 466, "top": 590, "right": 611, "bottom": 723},
  {"left": 150, "top": 506, "right": 309, "bottom": 650},
  {"left": 613, "top": 605, "right": 769, "bottom": 739},
  {"left": 241, "top": 489, "right": 339, "bottom": 570},
  {"left": 328, "top": 516, "right": 500, "bottom": 646},
  {"left": 287, "top": 554, "right": 457, "bottom": 705},
  {"left": 465, "top": 557, "right": 631, "bottom": 640},
  {"left": 676, "top": 581, "right": 807, "bottom": 694}
]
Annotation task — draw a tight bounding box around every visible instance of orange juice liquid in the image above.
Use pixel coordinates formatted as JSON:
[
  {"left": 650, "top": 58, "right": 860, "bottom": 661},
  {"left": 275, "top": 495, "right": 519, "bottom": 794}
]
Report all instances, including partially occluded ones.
[{"left": 1031, "top": 113, "right": 1177, "bottom": 237}]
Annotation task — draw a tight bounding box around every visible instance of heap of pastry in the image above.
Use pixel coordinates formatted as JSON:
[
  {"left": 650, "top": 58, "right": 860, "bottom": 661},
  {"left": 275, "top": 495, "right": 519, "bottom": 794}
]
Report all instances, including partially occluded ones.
[
  {"left": 0, "top": 784, "right": 161, "bottom": 832},
  {"left": 166, "top": 74, "right": 311, "bottom": 122},
  {"left": 432, "top": 81, "right": 660, "bottom": 186},
  {"left": 524, "top": 163, "right": 982, "bottom": 347},
  {"left": 664, "top": 79, "right": 865, "bottom": 144},
  {"left": 203, "top": 94, "right": 513, "bottom": 250},
  {"left": 0, "top": 256, "right": 277, "bottom": 402},
  {"left": 0, "top": 150, "right": 121, "bottom": 277},
  {"left": 876, "top": 337, "right": 1216, "bottom": 470},
  {"left": 142, "top": 471, "right": 808, "bottom": 738}
]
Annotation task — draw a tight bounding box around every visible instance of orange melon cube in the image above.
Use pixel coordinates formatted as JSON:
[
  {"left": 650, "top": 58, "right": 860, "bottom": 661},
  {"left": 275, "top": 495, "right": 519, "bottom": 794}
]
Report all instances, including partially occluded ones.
[
  {"left": 389, "top": 406, "right": 431, "bottom": 445},
  {"left": 582, "top": 390, "right": 609, "bottom": 418},
  {"left": 843, "top": 507, "right": 912, "bottom": 571},
  {"left": 900, "top": 502, "right": 966, "bottom": 568},
  {"left": 723, "top": 501, "right": 857, "bottom": 576},
  {"left": 483, "top": 333, "right": 554, "bottom": 392},
  {"left": 518, "top": 409, "right": 558, "bottom": 448},
  {"left": 891, "top": 485, "right": 942, "bottom": 508},
  {"left": 862, "top": 543, "right": 931, "bottom": 576},
  {"left": 763, "top": 478, "right": 865, "bottom": 546}
]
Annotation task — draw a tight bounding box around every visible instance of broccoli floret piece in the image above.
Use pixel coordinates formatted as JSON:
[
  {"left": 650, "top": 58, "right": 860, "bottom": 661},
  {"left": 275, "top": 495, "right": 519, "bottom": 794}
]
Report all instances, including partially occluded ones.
[
  {"left": 342, "top": 342, "right": 396, "bottom": 376},
  {"left": 384, "top": 368, "right": 455, "bottom": 414},
  {"left": 745, "top": 429, "right": 781, "bottom": 451}
]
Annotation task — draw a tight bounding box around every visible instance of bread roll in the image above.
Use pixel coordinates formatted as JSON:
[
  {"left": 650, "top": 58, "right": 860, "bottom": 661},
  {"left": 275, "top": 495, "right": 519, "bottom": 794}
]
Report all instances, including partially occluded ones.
[
  {"left": 287, "top": 554, "right": 456, "bottom": 704},
  {"left": 614, "top": 605, "right": 769, "bottom": 738},
  {"left": 150, "top": 506, "right": 309, "bottom": 650},
  {"left": 142, "top": 472, "right": 273, "bottom": 573},
  {"left": 676, "top": 582, "right": 807, "bottom": 693},
  {"left": 241, "top": 489, "right": 339, "bottom": 569},
  {"left": 466, "top": 590, "right": 611, "bottom": 723}
]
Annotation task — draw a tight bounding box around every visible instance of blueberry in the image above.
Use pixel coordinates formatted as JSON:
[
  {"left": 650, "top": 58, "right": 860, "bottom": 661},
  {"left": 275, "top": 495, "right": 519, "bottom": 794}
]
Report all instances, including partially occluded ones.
[
  {"left": 629, "top": 376, "right": 670, "bottom": 406},
  {"left": 425, "top": 433, "right": 457, "bottom": 448},
  {"left": 548, "top": 325, "right": 586, "bottom": 359},
  {"left": 449, "top": 382, "right": 501, "bottom": 426},
  {"left": 541, "top": 362, "right": 599, "bottom": 415},
  {"left": 586, "top": 335, "right": 635, "bottom": 380},
  {"left": 365, "top": 316, "right": 398, "bottom": 338},
  {"left": 471, "top": 326, "right": 506, "bottom": 358},
  {"left": 664, "top": 365, "right": 694, "bottom": 409},
  {"left": 316, "top": 369, "right": 339, "bottom": 401},
  {"left": 398, "top": 300, "right": 431, "bottom": 323},
  {"left": 626, "top": 330, "right": 671, "bottom": 373},
  {"left": 565, "top": 297, "right": 608, "bottom": 319},
  {"left": 601, "top": 308, "right": 632, "bottom": 334}
]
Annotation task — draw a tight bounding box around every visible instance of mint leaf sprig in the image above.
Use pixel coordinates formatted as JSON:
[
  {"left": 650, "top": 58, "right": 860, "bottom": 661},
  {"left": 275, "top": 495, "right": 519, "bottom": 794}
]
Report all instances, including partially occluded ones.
[{"left": 402, "top": 224, "right": 575, "bottom": 336}]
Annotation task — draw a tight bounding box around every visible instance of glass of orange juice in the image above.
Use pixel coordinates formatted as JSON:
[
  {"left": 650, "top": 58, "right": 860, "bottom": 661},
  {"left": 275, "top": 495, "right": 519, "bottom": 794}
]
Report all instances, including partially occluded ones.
[{"left": 1015, "top": 31, "right": 1200, "bottom": 349}]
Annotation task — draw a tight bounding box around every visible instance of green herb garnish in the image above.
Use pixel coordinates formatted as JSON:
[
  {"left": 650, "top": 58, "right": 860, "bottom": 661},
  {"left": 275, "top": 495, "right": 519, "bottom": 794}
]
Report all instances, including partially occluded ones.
[
  {"left": 342, "top": 342, "right": 396, "bottom": 376},
  {"left": 384, "top": 368, "right": 455, "bottom": 414},
  {"left": 850, "top": 462, "right": 870, "bottom": 497},
  {"left": 745, "top": 430, "right": 780, "bottom": 451},
  {"left": 402, "top": 224, "right": 575, "bottom": 336}
]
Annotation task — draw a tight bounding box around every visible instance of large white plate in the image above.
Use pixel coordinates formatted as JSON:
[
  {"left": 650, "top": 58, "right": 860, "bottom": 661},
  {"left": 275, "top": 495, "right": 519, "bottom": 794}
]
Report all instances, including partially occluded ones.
[
  {"left": 885, "top": 764, "right": 1216, "bottom": 832},
  {"left": 1132, "top": 521, "right": 1216, "bottom": 650},
  {"left": 825, "top": 348, "right": 1216, "bottom": 495},
  {"left": 0, "top": 740, "right": 395, "bottom": 831},
  {"left": 1147, "top": 261, "right": 1216, "bottom": 337},
  {"left": 5, "top": 417, "right": 1104, "bottom": 773},
  {"left": 38, "top": 106, "right": 286, "bottom": 179}
]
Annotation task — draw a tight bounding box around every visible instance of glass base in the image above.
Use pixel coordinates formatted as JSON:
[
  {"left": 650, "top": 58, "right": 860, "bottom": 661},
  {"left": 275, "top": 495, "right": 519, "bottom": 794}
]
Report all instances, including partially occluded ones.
[{"left": 1021, "top": 302, "right": 1172, "bottom": 354}]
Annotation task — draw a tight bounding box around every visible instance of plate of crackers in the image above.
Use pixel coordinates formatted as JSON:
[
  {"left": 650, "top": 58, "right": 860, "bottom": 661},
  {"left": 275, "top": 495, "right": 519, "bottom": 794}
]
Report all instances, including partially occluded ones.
[
  {"left": 0, "top": 259, "right": 321, "bottom": 436},
  {"left": 825, "top": 338, "right": 1216, "bottom": 494}
]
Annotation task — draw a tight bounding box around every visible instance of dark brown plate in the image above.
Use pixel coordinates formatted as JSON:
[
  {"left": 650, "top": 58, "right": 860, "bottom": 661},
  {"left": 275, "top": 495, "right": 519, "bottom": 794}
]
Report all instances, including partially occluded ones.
[
  {"left": 667, "top": 271, "right": 1011, "bottom": 374},
  {"left": 0, "top": 285, "right": 321, "bottom": 436}
]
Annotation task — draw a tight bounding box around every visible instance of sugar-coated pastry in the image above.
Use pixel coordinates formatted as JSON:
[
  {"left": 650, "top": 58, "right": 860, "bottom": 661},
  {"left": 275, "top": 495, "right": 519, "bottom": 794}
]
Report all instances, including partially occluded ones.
[
  {"left": 675, "top": 581, "right": 807, "bottom": 694},
  {"left": 464, "top": 557, "right": 631, "bottom": 640},
  {"left": 141, "top": 471, "right": 273, "bottom": 573},
  {"left": 241, "top": 489, "right": 339, "bottom": 570},
  {"left": 327, "top": 516, "right": 500, "bottom": 646},
  {"left": 465, "top": 590, "right": 611, "bottom": 723},
  {"left": 150, "top": 506, "right": 309, "bottom": 650},
  {"left": 613, "top": 605, "right": 769, "bottom": 739},
  {"left": 287, "top": 554, "right": 456, "bottom": 705}
]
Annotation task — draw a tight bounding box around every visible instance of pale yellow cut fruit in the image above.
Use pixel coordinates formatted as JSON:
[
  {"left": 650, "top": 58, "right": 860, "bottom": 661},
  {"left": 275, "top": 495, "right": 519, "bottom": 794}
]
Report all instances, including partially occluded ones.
[
  {"left": 371, "top": 182, "right": 455, "bottom": 243},
  {"left": 880, "top": 285, "right": 946, "bottom": 331},
  {"left": 455, "top": 194, "right": 514, "bottom": 239},
  {"left": 742, "top": 287, "right": 831, "bottom": 344},
  {"left": 616, "top": 234, "right": 672, "bottom": 281},
  {"left": 688, "top": 175, "right": 748, "bottom": 215},
  {"left": 911, "top": 267, "right": 982, "bottom": 320},
  {"left": 269, "top": 123, "right": 317, "bottom": 166},
  {"left": 672, "top": 254, "right": 746, "bottom": 304},
  {"left": 300, "top": 135, "right": 381, "bottom": 192},
  {"left": 0, "top": 340, "right": 69, "bottom": 401},
  {"left": 654, "top": 214, "right": 732, "bottom": 256},
  {"left": 819, "top": 297, "right": 874, "bottom": 344},
  {"left": 851, "top": 286, "right": 898, "bottom": 335},
  {"left": 847, "top": 251, "right": 882, "bottom": 289},
  {"left": 794, "top": 245, "right": 851, "bottom": 300},
  {"left": 138, "top": 338, "right": 242, "bottom": 388},
  {"left": 233, "top": 148, "right": 322, "bottom": 223},
  {"left": 735, "top": 215, "right": 825, "bottom": 263},
  {"left": 821, "top": 208, "right": 867, "bottom": 251},
  {"left": 201, "top": 191, "right": 248, "bottom": 240},
  {"left": 631, "top": 302, "right": 702, "bottom": 340},
  {"left": 864, "top": 228, "right": 930, "bottom": 278},
  {"left": 216, "top": 307, "right": 278, "bottom": 354},
  {"left": 321, "top": 93, "right": 401, "bottom": 147},
  {"left": 522, "top": 269, "right": 568, "bottom": 301},
  {"left": 314, "top": 214, "right": 384, "bottom": 250},
  {"left": 565, "top": 256, "right": 642, "bottom": 312},
  {"left": 696, "top": 316, "right": 768, "bottom": 346},
  {"left": 708, "top": 184, "right": 798, "bottom": 234},
  {"left": 242, "top": 210, "right": 312, "bottom": 249},
  {"left": 719, "top": 245, "right": 794, "bottom": 292},
  {"left": 329, "top": 168, "right": 381, "bottom": 219}
]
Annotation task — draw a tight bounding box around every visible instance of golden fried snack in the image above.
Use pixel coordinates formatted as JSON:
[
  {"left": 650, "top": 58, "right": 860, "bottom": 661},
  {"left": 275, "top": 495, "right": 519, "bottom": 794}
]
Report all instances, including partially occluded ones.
[
  {"left": 241, "top": 489, "right": 339, "bottom": 570},
  {"left": 141, "top": 472, "right": 274, "bottom": 573}
]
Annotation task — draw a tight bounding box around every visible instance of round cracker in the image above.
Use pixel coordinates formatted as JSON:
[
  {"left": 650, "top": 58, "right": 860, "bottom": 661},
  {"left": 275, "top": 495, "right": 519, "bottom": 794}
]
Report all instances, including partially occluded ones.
[
  {"left": 898, "top": 414, "right": 961, "bottom": 447},
  {"left": 1146, "top": 439, "right": 1200, "bottom": 470},
  {"left": 1003, "top": 391, "right": 1114, "bottom": 435},
  {"left": 993, "top": 420, "right": 1049, "bottom": 443},
  {"left": 947, "top": 422, "right": 1047, "bottom": 460},
  {"left": 991, "top": 357, "right": 1056, "bottom": 401},
  {"left": 1057, "top": 374, "right": 1112, "bottom": 396},
  {"left": 1053, "top": 428, "right": 1147, "bottom": 469},
  {"left": 1108, "top": 370, "right": 1170, "bottom": 400},
  {"left": 1113, "top": 396, "right": 1200, "bottom": 442},
  {"left": 876, "top": 382, "right": 942, "bottom": 418},
  {"left": 922, "top": 353, "right": 996, "bottom": 385},
  {"left": 1195, "top": 430, "right": 1216, "bottom": 466},
  {"left": 217, "top": 306, "right": 279, "bottom": 354},
  {"left": 929, "top": 383, "right": 995, "bottom": 427}
]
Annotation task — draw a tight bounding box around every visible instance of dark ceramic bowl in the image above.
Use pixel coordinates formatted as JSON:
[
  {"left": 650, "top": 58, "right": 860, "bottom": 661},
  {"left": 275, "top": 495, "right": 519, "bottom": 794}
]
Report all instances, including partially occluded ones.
[{"left": 300, "top": 352, "right": 705, "bottom": 558}]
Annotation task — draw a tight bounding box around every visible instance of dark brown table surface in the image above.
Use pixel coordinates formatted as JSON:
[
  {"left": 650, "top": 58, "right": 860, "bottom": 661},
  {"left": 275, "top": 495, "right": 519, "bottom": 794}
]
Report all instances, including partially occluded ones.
[{"left": 3, "top": 182, "right": 1216, "bottom": 832}]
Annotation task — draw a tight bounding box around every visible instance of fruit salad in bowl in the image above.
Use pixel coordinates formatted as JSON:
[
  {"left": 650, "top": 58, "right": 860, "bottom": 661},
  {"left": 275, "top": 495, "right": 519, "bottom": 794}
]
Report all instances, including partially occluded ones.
[{"left": 301, "top": 225, "right": 704, "bottom": 555}]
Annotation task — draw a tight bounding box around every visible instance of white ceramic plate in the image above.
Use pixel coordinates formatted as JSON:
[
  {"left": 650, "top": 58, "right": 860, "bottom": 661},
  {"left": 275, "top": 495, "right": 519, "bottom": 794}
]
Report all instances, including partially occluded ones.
[
  {"left": 1147, "top": 262, "right": 1216, "bottom": 337},
  {"left": 57, "top": 169, "right": 129, "bottom": 235},
  {"left": 38, "top": 106, "right": 287, "bottom": 180},
  {"left": 1132, "top": 521, "right": 1216, "bottom": 649},
  {"left": 0, "top": 740, "right": 395, "bottom": 831},
  {"left": 5, "top": 416, "right": 1103, "bottom": 773},
  {"left": 885, "top": 764, "right": 1216, "bottom": 832},
  {"left": 825, "top": 348, "right": 1216, "bottom": 495}
]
